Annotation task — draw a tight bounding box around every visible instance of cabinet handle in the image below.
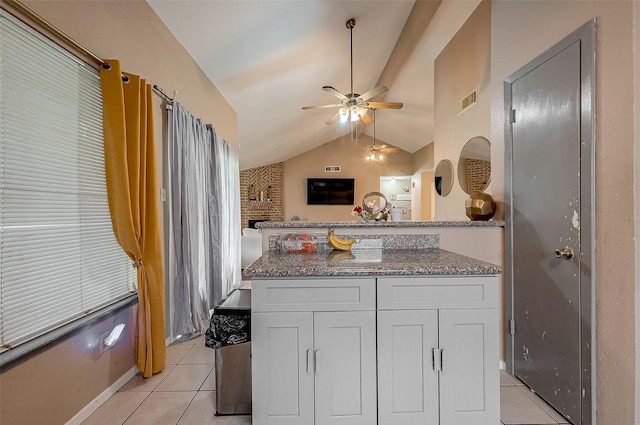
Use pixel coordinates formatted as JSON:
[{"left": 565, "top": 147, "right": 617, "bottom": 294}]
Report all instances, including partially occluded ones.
[
  {"left": 306, "top": 349, "right": 311, "bottom": 374},
  {"left": 314, "top": 350, "right": 319, "bottom": 374},
  {"left": 439, "top": 348, "right": 444, "bottom": 372},
  {"left": 432, "top": 348, "right": 439, "bottom": 371},
  {"left": 432, "top": 347, "right": 443, "bottom": 372}
]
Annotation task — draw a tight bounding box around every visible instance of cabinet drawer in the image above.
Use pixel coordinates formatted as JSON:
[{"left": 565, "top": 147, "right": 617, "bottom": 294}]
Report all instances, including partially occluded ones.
[
  {"left": 377, "top": 276, "right": 499, "bottom": 310},
  {"left": 252, "top": 278, "right": 376, "bottom": 312}
]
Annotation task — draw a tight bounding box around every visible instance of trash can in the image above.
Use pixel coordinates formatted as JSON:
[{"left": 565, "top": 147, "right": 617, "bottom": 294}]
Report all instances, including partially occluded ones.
[{"left": 204, "top": 288, "right": 251, "bottom": 416}]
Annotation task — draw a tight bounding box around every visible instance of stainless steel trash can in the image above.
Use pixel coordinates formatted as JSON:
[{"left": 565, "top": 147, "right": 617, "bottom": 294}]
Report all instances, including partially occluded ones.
[
  {"left": 215, "top": 341, "right": 252, "bottom": 415},
  {"left": 212, "top": 288, "right": 252, "bottom": 415}
]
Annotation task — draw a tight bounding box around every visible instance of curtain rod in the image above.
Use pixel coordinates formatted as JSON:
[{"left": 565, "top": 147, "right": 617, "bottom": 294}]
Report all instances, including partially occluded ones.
[
  {"left": 152, "top": 85, "right": 174, "bottom": 103},
  {"left": 6, "top": 0, "right": 122, "bottom": 77}
]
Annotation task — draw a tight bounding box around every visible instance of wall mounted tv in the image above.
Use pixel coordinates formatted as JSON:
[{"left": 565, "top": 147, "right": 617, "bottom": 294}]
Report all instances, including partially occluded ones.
[{"left": 307, "top": 178, "right": 355, "bottom": 205}]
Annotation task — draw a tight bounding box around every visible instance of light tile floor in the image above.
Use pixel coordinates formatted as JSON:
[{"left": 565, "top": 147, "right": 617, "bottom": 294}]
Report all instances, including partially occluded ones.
[
  {"left": 500, "top": 370, "right": 571, "bottom": 425},
  {"left": 81, "top": 335, "right": 250, "bottom": 425},
  {"left": 82, "top": 336, "right": 569, "bottom": 425}
]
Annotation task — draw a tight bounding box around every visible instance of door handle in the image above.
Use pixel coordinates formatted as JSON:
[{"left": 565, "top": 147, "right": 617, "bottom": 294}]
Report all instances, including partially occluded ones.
[
  {"left": 554, "top": 247, "right": 574, "bottom": 260},
  {"left": 306, "top": 349, "right": 311, "bottom": 373},
  {"left": 314, "top": 350, "right": 319, "bottom": 374}
]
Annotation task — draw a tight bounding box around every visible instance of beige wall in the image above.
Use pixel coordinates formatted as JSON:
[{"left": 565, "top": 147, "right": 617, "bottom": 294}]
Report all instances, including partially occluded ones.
[
  {"left": 410, "top": 142, "right": 435, "bottom": 220},
  {"left": 635, "top": 1, "right": 640, "bottom": 418},
  {"left": 283, "top": 134, "right": 414, "bottom": 222},
  {"left": 490, "top": 1, "right": 636, "bottom": 423},
  {"left": 434, "top": 0, "right": 492, "bottom": 221},
  {"left": 0, "top": 306, "right": 137, "bottom": 425},
  {"left": 0, "top": 1, "right": 236, "bottom": 424},
  {"left": 411, "top": 141, "right": 434, "bottom": 174}
]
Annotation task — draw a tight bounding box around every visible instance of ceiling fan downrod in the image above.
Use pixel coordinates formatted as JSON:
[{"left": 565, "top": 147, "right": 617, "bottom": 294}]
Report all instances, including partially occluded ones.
[{"left": 347, "top": 18, "right": 356, "bottom": 99}]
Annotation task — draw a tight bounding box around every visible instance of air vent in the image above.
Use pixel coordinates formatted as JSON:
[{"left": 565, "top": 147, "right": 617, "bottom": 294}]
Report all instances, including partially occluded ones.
[
  {"left": 324, "top": 165, "right": 341, "bottom": 172},
  {"left": 457, "top": 89, "right": 477, "bottom": 115}
]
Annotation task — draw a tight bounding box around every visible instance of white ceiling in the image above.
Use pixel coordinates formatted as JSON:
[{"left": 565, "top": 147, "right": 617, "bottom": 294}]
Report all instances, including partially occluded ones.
[{"left": 147, "top": 0, "right": 480, "bottom": 170}]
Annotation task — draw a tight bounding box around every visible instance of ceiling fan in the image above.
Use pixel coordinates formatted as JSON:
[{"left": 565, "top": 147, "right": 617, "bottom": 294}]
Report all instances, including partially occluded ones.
[{"left": 302, "top": 18, "right": 403, "bottom": 125}]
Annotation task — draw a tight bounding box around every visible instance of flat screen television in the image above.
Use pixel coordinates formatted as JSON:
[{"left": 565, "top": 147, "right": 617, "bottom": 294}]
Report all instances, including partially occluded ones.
[{"left": 307, "top": 178, "right": 355, "bottom": 205}]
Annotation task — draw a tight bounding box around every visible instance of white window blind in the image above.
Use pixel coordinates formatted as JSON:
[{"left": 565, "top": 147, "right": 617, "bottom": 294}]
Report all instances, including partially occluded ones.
[{"left": 0, "top": 11, "right": 136, "bottom": 355}]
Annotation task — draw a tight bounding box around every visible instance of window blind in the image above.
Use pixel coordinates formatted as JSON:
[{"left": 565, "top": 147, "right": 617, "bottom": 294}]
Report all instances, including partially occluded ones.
[{"left": 0, "top": 11, "right": 136, "bottom": 354}]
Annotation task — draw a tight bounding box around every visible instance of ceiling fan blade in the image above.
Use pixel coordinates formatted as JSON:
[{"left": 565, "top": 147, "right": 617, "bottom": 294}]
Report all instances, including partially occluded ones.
[
  {"left": 357, "top": 85, "right": 388, "bottom": 102},
  {"left": 323, "top": 86, "right": 349, "bottom": 101},
  {"left": 360, "top": 112, "right": 373, "bottom": 125},
  {"left": 325, "top": 112, "right": 340, "bottom": 125},
  {"left": 366, "top": 101, "right": 403, "bottom": 110},
  {"left": 302, "top": 104, "right": 343, "bottom": 110}
]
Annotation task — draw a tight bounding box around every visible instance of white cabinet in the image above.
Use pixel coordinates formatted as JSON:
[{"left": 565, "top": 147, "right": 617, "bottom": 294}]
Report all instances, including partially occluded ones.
[
  {"left": 252, "top": 275, "right": 499, "bottom": 425},
  {"left": 252, "top": 312, "right": 314, "bottom": 425},
  {"left": 377, "top": 310, "right": 440, "bottom": 425},
  {"left": 377, "top": 276, "right": 500, "bottom": 425},
  {"left": 252, "top": 278, "right": 377, "bottom": 425}
]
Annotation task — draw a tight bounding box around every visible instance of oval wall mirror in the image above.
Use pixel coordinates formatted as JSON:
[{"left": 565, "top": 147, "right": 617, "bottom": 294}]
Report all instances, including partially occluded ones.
[
  {"left": 458, "top": 136, "right": 491, "bottom": 194},
  {"left": 434, "top": 159, "right": 454, "bottom": 197}
]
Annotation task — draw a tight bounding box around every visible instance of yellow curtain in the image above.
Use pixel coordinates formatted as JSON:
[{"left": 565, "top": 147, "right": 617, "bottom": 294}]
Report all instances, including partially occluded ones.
[{"left": 99, "top": 60, "right": 166, "bottom": 378}]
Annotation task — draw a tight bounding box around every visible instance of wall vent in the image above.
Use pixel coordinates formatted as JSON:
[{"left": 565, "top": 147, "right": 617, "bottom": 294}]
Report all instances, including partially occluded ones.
[
  {"left": 457, "top": 89, "right": 477, "bottom": 115},
  {"left": 324, "top": 165, "right": 341, "bottom": 172}
]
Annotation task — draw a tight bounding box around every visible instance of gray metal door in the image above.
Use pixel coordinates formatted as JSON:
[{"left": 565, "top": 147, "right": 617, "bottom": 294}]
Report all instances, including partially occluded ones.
[{"left": 505, "top": 21, "right": 595, "bottom": 425}]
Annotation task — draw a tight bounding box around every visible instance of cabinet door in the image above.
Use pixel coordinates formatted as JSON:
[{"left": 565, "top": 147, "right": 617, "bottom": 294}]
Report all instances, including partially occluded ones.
[
  {"left": 252, "top": 312, "right": 314, "bottom": 425},
  {"left": 377, "top": 310, "right": 440, "bottom": 425},
  {"left": 313, "top": 311, "right": 377, "bottom": 425},
  {"left": 438, "top": 309, "right": 499, "bottom": 425}
]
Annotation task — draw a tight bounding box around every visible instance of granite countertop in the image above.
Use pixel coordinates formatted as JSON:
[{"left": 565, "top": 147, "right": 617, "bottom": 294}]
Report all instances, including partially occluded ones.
[
  {"left": 256, "top": 220, "right": 504, "bottom": 229},
  {"left": 244, "top": 248, "right": 502, "bottom": 278}
]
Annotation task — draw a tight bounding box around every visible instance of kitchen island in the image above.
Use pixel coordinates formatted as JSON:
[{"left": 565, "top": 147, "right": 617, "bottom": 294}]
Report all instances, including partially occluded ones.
[{"left": 245, "top": 240, "right": 502, "bottom": 425}]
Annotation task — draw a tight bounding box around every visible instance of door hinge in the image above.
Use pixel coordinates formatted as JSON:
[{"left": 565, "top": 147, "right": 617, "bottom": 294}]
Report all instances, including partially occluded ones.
[
  {"left": 509, "top": 319, "right": 516, "bottom": 335},
  {"left": 509, "top": 109, "right": 516, "bottom": 123}
]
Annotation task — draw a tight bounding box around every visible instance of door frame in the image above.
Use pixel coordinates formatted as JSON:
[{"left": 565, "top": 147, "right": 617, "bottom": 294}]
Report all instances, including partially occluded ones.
[{"left": 503, "top": 19, "right": 596, "bottom": 424}]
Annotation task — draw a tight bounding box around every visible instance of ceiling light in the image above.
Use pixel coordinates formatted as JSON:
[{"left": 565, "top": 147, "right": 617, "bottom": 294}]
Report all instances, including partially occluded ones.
[
  {"left": 339, "top": 107, "right": 349, "bottom": 123},
  {"left": 350, "top": 105, "right": 359, "bottom": 121}
]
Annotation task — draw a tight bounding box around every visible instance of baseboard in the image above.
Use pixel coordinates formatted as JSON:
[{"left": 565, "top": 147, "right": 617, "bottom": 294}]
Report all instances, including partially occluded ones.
[
  {"left": 499, "top": 360, "right": 506, "bottom": 370},
  {"left": 65, "top": 365, "right": 138, "bottom": 425}
]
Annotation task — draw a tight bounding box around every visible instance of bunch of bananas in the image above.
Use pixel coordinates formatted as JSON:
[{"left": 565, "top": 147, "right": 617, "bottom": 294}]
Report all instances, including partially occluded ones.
[{"left": 327, "top": 230, "right": 356, "bottom": 251}]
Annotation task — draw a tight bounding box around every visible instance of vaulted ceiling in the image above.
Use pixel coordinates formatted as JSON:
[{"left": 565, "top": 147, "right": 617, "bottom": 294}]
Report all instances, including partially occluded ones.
[{"left": 147, "top": 0, "right": 481, "bottom": 169}]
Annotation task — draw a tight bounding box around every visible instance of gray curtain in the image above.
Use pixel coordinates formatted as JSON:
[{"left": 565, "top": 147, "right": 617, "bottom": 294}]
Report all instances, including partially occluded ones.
[
  {"left": 210, "top": 126, "right": 241, "bottom": 306},
  {"left": 168, "top": 102, "right": 240, "bottom": 338}
]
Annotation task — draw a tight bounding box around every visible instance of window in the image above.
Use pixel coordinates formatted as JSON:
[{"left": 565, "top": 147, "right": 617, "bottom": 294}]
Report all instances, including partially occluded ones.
[{"left": 0, "top": 11, "right": 135, "bottom": 362}]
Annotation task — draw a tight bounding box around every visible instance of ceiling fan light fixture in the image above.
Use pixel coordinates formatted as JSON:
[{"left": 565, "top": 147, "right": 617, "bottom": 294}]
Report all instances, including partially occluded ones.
[
  {"left": 366, "top": 150, "right": 383, "bottom": 162},
  {"left": 339, "top": 107, "right": 349, "bottom": 122},
  {"left": 350, "top": 105, "right": 360, "bottom": 122}
]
